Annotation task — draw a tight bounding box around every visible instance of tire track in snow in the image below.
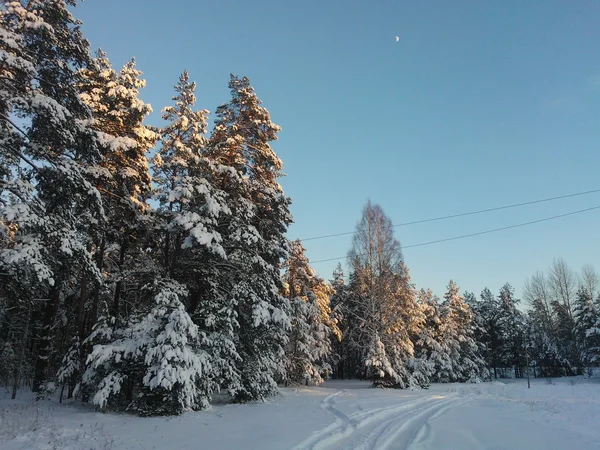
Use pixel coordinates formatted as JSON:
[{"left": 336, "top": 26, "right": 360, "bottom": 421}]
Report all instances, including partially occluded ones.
[
  {"left": 345, "top": 395, "right": 474, "bottom": 450},
  {"left": 298, "top": 396, "right": 438, "bottom": 449},
  {"left": 372, "top": 396, "right": 475, "bottom": 449},
  {"left": 343, "top": 400, "right": 439, "bottom": 450},
  {"left": 320, "top": 390, "right": 358, "bottom": 430},
  {"left": 292, "top": 390, "right": 358, "bottom": 450},
  {"left": 294, "top": 389, "right": 476, "bottom": 450}
]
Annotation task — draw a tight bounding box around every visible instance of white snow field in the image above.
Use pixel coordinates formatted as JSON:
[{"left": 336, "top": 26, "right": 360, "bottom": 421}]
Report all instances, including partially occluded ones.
[{"left": 2, "top": 377, "right": 600, "bottom": 449}]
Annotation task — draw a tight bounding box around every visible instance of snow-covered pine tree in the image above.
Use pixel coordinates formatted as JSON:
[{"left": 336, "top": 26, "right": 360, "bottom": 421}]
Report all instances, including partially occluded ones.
[
  {"left": 527, "top": 297, "right": 569, "bottom": 377},
  {"left": 343, "top": 273, "right": 372, "bottom": 378},
  {"left": 329, "top": 263, "right": 349, "bottom": 378},
  {"left": 587, "top": 301, "right": 600, "bottom": 370},
  {"left": 286, "top": 294, "right": 333, "bottom": 385},
  {"left": 47, "top": 49, "right": 161, "bottom": 400},
  {"left": 152, "top": 70, "right": 239, "bottom": 396},
  {"left": 282, "top": 240, "right": 334, "bottom": 385},
  {"left": 429, "top": 283, "right": 462, "bottom": 383},
  {"left": 206, "top": 75, "right": 292, "bottom": 402},
  {"left": 330, "top": 264, "right": 347, "bottom": 321},
  {"left": 573, "top": 287, "right": 600, "bottom": 375},
  {"left": 478, "top": 287, "right": 503, "bottom": 378},
  {"left": 464, "top": 291, "right": 490, "bottom": 378},
  {"left": 523, "top": 270, "right": 571, "bottom": 377},
  {"left": 312, "top": 272, "right": 340, "bottom": 344},
  {"left": 497, "top": 284, "right": 526, "bottom": 377},
  {"left": 83, "top": 279, "right": 214, "bottom": 416},
  {"left": 77, "top": 51, "right": 159, "bottom": 326},
  {"left": 384, "top": 263, "right": 423, "bottom": 389},
  {"left": 0, "top": 0, "right": 106, "bottom": 394},
  {"left": 429, "top": 281, "right": 487, "bottom": 383},
  {"left": 550, "top": 300, "right": 577, "bottom": 375},
  {"left": 152, "top": 70, "right": 219, "bottom": 274},
  {"left": 412, "top": 289, "right": 442, "bottom": 387},
  {"left": 547, "top": 259, "right": 578, "bottom": 372},
  {"left": 445, "top": 282, "right": 488, "bottom": 382}
]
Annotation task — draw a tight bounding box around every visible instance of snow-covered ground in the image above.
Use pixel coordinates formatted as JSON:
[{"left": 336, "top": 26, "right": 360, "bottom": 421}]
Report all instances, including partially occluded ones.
[{"left": 2, "top": 377, "right": 600, "bottom": 449}]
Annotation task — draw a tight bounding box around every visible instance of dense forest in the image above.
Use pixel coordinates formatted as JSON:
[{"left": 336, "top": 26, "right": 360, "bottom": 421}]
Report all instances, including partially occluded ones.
[{"left": 1, "top": 1, "right": 599, "bottom": 416}]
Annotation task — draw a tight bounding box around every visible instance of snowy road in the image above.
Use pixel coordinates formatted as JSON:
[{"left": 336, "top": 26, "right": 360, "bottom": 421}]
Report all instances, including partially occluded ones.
[
  {"left": 292, "top": 379, "right": 600, "bottom": 450},
  {"left": 2, "top": 377, "right": 600, "bottom": 449},
  {"left": 294, "top": 388, "right": 475, "bottom": 450}
]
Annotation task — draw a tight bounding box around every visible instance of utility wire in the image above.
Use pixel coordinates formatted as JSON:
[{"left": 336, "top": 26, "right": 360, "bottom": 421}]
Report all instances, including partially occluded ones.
[
  {"left": 310, "top": 205, "right": 600, "bottom": 264},
  {"left": 301, "top": 188, "right": 600, "bottom": 242}
]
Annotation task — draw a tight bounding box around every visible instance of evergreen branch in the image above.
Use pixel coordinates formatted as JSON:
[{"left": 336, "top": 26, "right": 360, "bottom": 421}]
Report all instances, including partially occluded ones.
[
  {"left": 0, "top": 141, "right": 40, "bottom": 172},
  {"left": 0, "top": 112, "right": 30, "bottom": 140}
]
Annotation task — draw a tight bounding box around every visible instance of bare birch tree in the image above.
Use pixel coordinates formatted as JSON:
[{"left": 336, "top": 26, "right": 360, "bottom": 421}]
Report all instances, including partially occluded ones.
[
  {"left": 345, "top": 201, "right": 421, "bottom": 387},
  {"left": 548, "top": 258, "right": 577, "bottom": 319},
  {"left": 581, "top": 264, "right": 599, "bottom": 300}
]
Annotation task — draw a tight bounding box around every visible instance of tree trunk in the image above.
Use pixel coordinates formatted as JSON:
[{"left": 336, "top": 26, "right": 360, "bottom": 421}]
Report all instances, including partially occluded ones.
[
  {"left": 186, "top": 288, "right": 202, "bottom": 315},
  {"left": 90, "top": 236, "right": 106, "bottom": 330},
  {"left": 111, "top": 240, "right": 127, "bottom": 321},
  {"left": 32, "top": 284, "right": 60, "bottom": 393},
  {"left": 77, "top": 269, "right": 88, "bottom": 340},
  {"left": 12, "top": 300, "right": 32, "bottom": 399},
  {"left": 163, "top": 230, "right": 170, "bottom": 276}
]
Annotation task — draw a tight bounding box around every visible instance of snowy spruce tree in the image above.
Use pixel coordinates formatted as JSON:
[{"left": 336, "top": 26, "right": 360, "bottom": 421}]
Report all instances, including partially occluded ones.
[
  {"left": 364, "top": 332, "right": 397, "bottom": 387},
  {"left": 497, "top": 284, "right": 527, "bottom": 377},
  {"left": 412, "top": 289, "right": 443, "bottom": 387},
  {"left": 83, "top": 280, "right": 214, "bottom": 416},
  {"left": 429, "top": 284, "right": 462, "bottom": 383},
  {"left": 587, "top": 311, "right": 600, "bottom": 370},
  {"left": 573, "top": 287, "right": 600, "bottom": 374},
  {"left": 390, "top": 263, "right": 426, "bottom": 388},
  {"left": 206, "top": 75, "right": 293, "bottom": 402},
  {"left": 427, "top": 282, "right": 487, "bottom": 383},
  {"left": 329, "top": 263, "right": 350, "bottom": 378},
  {"left": 286, "top": 295, "right": 332, "bottom": 385},
  {"left": 444, "top": 281, "right": 488, "bottom": 382},
  {"left": 464, "top": 290, "right": 490, "bottom": 378},
  {"left": 282, "top": 240, "right": 335, "bottom": 385},
  {"left": 527, "top": 297, "right": 569, "bottom": 377},
  {"left": 477, "top": 287, "right": 503, "bottom": 378},
  {"left": 0, "top": 0, "right": 106, "bottom": 394}
]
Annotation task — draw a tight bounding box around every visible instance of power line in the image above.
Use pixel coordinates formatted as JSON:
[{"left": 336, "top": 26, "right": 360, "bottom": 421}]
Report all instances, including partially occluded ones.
[
  {"left": 301, "top": 188, "right": 600, "bottom": 242},
  {"left": 310, "top": 205, "right": 600, "bottom": 264}
]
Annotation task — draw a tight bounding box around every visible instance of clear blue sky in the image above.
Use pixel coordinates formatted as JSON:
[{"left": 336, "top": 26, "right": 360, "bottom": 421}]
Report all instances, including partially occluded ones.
[{"left": 75, "top": 0, "right": 600, "bottom": 301}]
